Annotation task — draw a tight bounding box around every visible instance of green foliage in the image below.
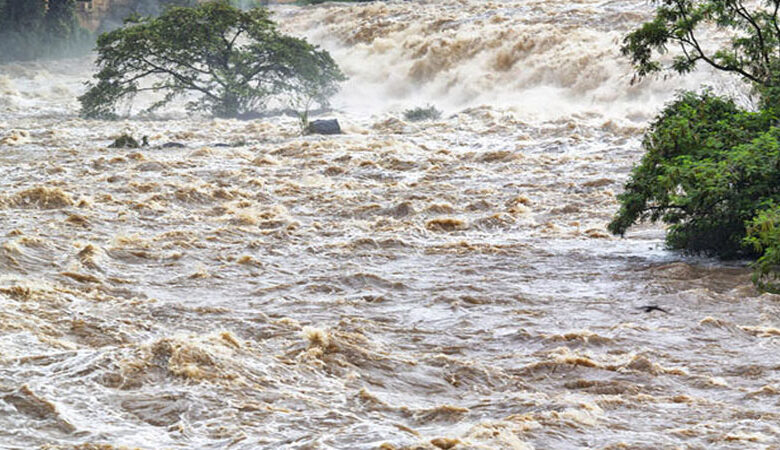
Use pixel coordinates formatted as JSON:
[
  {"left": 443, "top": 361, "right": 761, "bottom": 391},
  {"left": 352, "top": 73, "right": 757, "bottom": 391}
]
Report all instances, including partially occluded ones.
[
  {"left": 610, "top": 90, "right": 780, "bottom": 257},
  {"left": 403, "top": 105, "right": 442, "bottom": 122},
  {"left": 615, "top": 0, "right": 780, "bottom": 290},
  {"left": 609, "top": 91, "right": 774, "bottom": 253},
  {"left": 0, "top": 0, "right": 92, "bottom": 62},
  {"left": 745, "top": 204, "right": 780, "bottom": 292},
  {"left": 79, "top": 1, "right": 346, "bottom": 119}
]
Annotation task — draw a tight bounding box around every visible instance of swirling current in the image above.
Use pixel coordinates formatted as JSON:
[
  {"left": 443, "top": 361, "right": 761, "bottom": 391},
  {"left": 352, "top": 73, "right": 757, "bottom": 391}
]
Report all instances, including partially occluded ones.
[{"left": 0, "top": 1, "right": 779, "bottom": 449}]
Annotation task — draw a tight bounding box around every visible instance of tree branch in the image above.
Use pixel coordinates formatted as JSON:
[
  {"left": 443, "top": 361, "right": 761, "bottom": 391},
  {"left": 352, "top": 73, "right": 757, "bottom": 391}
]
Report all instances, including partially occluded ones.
[
  {"left": 733, "top": 2, "right": 771, "bottom": 73},
  {"left": 772, "top": 1, "right": 780, "bottom": 59},
  {"left": 672, "top": 1, "right": 764, "bottom": 85},
  {"left": 138, "top": 56, "right": 221, "bottom": 101}
]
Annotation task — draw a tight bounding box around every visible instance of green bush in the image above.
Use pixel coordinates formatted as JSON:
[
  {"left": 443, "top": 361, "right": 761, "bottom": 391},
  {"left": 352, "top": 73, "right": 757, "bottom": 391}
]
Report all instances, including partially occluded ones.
[
  {"left": 609, "top": 90, "right": 779, "bottom": 259},
  {"left": 403, "top": 105, "right": 442, "bottom": 122},
  {"left": 745, "top": 205, "right": 780, "bottom": 293}
]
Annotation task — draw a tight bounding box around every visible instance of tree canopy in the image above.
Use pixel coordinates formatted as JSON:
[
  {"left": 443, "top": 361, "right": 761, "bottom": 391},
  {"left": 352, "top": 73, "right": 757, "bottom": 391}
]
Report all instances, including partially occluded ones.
[
  {"left": 78, "top": 1, "right": 346, "bottom": 119},
  {"left": 612, "top": 0, "right": 780, "bottom": 291}
]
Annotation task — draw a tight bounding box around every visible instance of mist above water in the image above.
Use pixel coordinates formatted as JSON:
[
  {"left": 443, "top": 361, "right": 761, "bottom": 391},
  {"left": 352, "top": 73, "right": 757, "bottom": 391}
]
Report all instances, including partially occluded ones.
[{"left": 276, "top": 0, "right": 748, "bottom": 123}]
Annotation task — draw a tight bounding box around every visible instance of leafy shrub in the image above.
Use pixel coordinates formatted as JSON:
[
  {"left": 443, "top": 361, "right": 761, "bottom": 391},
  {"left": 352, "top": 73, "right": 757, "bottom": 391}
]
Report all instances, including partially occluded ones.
[
  {"left": 609, "top": 90, "right": 779, "bottom": 258},
  {"left": 403, "top": 105, "right": 442, "bottom": 122},
  {"left": 745, "top": 205, "right": 780, "bottom": 293}
]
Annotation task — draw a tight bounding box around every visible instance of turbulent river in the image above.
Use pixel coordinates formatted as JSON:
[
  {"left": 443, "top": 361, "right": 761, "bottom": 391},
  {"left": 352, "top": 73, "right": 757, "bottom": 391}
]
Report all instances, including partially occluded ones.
[{"left": 1, "top": 0, "right": 779, "bottom": 448}]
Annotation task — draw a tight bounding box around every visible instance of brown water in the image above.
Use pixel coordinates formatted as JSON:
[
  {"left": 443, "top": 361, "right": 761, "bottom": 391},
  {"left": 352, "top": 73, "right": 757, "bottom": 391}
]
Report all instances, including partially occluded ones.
[{"left": 1, "top": 1, "right": 779, "bottom": 449}]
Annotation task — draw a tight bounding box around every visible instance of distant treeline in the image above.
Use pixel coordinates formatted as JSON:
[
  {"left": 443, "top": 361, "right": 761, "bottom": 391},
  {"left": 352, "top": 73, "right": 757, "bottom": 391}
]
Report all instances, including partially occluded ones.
[
  {"left": 0, "top": 0, "right": 259, "bottom": 63},
  {"left": 0, "top": 0, "right": 93, "bottom": 62},
  {"left": 0, "top": 0, "right": 375, "bottom": 63}
]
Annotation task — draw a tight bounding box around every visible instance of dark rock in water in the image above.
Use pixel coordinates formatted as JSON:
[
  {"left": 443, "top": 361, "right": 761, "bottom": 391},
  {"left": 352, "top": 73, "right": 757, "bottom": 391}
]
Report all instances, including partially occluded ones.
[
  {"left": 307, "top": 119, "right": 341, "bottom": 135},
  {"left": 161, "top": 142, "right": 186, "bottom": 148}
]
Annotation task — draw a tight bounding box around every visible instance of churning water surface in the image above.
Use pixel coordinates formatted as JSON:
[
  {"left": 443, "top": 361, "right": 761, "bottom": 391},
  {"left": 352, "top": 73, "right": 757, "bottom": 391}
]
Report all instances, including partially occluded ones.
[{"left": 0, "top": 0, "right": 778, "bottom": 448}]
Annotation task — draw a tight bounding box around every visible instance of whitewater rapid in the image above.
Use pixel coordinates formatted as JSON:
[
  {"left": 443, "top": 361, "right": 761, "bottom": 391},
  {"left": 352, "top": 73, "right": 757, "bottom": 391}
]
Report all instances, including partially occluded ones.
[{"left": 1, "top": 1, "right": 778, "bottom": 449}]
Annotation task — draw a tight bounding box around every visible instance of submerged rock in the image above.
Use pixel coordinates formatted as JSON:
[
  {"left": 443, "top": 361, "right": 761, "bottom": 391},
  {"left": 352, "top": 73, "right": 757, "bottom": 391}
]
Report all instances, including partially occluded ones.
[{"left": 307, "top": 119, "right": 341, "bottom": 135}]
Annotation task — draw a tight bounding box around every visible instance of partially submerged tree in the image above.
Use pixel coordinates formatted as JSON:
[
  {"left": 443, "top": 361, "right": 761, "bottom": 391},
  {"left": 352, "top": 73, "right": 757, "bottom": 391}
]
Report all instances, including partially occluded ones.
[
  {"left": 611, "top": 0, "right": 780, "bottom": 291},
  {"left": 79, "top": 1, "right": 345, "bottom": 119},
  {"left": 609, "top": 91, "right": 777, "bottom": 255}
]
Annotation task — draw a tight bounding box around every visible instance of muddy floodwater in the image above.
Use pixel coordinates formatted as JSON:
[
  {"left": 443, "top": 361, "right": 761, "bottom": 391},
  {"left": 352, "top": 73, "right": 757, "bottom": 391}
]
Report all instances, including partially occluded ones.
[{"left": 1, "top": 0, "right": 779, "bottom": 448}]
